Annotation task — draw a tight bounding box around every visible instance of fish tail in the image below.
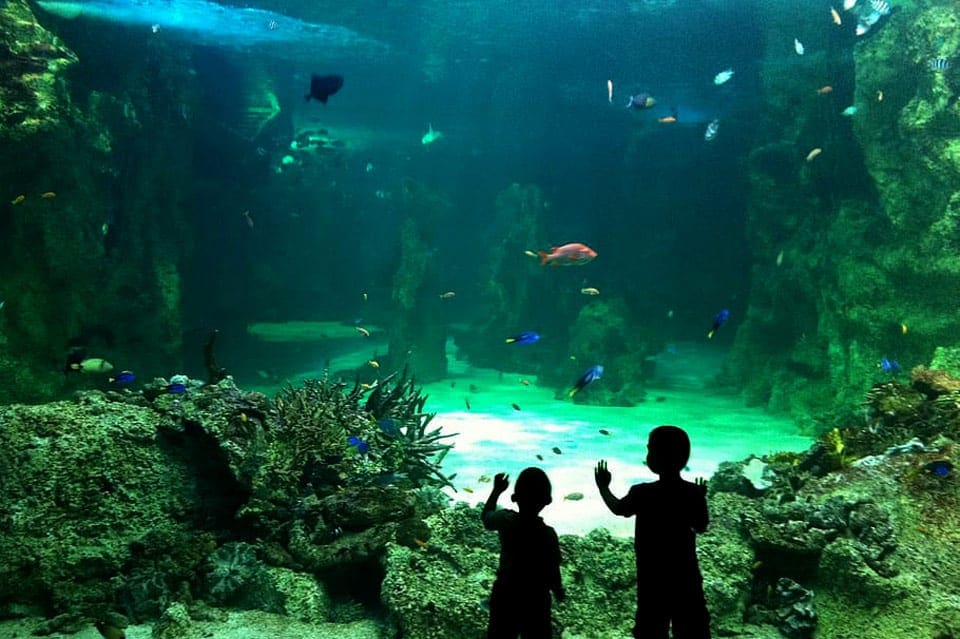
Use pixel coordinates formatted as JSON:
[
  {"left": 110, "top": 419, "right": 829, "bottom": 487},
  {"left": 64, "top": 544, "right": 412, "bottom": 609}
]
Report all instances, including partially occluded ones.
[{"left": 538, "top": 251, "right": 549, "bottom": 266}]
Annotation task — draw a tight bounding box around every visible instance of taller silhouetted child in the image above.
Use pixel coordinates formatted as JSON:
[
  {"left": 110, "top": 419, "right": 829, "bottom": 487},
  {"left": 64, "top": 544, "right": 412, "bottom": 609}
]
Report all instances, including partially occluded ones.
[{"left": 595, "top": 425, "right": 711, "bottom": 639}]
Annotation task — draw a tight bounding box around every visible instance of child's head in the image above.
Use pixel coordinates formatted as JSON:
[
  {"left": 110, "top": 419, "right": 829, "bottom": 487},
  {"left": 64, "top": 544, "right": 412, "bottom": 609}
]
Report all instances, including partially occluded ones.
[
  {"left": 646, "top": 425, "right": 691, "bottom": 475},
  {"left": 512, "top": 466, "right": 553, "bottom": 512}
]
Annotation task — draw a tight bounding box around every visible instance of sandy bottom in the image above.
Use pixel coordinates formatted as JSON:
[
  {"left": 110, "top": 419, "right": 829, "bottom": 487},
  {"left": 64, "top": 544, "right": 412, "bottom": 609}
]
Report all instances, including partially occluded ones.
[{"left": 256, "top": 338, "right": 811, "bottom": 537}]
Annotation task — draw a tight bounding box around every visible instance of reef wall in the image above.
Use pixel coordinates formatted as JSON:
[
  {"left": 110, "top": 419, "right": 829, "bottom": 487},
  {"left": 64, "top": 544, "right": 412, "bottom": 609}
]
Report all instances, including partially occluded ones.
[
  {"left": 729, "top": 0, "right": 960, "bottom": 429},
  {"left": 0, "top": 0, "right": 195, "bottom": 402}
]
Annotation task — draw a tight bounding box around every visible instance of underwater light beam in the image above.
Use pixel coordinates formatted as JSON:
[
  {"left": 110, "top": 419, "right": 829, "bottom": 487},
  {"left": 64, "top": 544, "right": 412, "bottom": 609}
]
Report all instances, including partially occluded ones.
[{"left": 35, "top": 0, "right": 388, "bottom": 54}]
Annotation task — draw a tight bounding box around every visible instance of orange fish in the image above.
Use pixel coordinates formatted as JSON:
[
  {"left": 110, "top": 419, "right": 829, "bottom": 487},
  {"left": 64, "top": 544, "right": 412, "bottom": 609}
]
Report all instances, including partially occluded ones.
[
  {"left": 805, "top": 148, "right": 823, "bottom": 162},
  {"left": 830, "top": 6, "right": 841, "bottom": 25},
  {"left": 40, "top": 191, "right": 56, "bottom": 199},
  {"left": 10, "top": 195, "right": 25, "bottom": 205},
  {"left": 413, "top": 538, "right": 428, "bottom": 549},
  {"left": 538, "top": 243, "right": 597, "bottom": 266},
  {"left": 816, "top": 85, "right": 833, "bottom": 95}
]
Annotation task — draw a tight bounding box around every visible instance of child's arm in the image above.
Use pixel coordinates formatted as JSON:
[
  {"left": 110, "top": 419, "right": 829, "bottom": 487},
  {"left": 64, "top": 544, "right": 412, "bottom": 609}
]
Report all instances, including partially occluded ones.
[
  {"left": 594, "top": 460, "right": 630, "bottom": 516},
  {"left": 692, "top": 477, "right": 709, "bottom": 533},
  {"left": 548, "top": 530, "right": 565, "bottom": 602},
  {"left": 481, "top": 472, "right": 510, "bottom": 529}
]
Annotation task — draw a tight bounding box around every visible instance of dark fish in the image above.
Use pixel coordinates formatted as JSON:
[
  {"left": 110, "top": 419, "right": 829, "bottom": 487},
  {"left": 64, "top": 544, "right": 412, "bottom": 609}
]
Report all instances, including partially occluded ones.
[
  {"left": 167, "top": 383, "right": 187, "bottom": 394},
  {"left": 563, "top": 492, "right": 584, "bottom": 501},
  {"left": 707, "top": 309, "right": 730, "bottom": 339},
  {"left": 305, "top": 74, "right": 344, "bottom": 104},
  {"left": 551, "top": 447, "right": 562, "bottom": 455},
  {"left": 465, "top": 397, "right": 472, "bottom": 410},
  {"left": 569, "top": 364, "right": 604, "bottom": 397},
  {"left": 109, "top": 370, "right": 135, "bottom": 385},
  {"left": 925, "top": 459, "right": 952, "bottom": 477},
  {"left": 536, "top": 454, "right": 544, "bottom": 461},
  {"left": 930, "top": 58, "right": 951, "bottom": 72},
  {"left": 348, "top": 435, "right": 370, "bottom": 454},
  {"left": 95, "top": 622, "right": 125, "bottom": 639},
  {"left": 469, "top": 384, "right": 479, "bottom": 392},
  {"left": 506, "top": 331, "right": 540, "bottom": 345},
  {"left": 378, "top": 418, "right": 400, "bottom": 437},
  {"left": 655, "top": 396, "right": 666, "bottom": 402},
  {"left": 626, "top": 93, "right": 656, "bottom": 110},
  {"left": 450, "top": 381, "right": 456, "bottom": 388},
  {"left": 511, "top": 403, "right": 521, "bottom": 411},
  {"left": 598, "top": 429, "right": 611, "bottom": 436}
]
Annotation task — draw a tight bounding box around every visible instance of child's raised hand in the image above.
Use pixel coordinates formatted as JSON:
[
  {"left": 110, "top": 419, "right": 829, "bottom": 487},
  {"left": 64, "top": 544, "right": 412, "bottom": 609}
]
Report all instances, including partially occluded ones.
[
  {"left": 493, "top": 473, "right": 510, "bottom": 493},
  {"left": 594, "top": 460, "right": 612, "bottom": 488},
  {"left": 695, "top": 476, "right": 707, "bottom": 495}
]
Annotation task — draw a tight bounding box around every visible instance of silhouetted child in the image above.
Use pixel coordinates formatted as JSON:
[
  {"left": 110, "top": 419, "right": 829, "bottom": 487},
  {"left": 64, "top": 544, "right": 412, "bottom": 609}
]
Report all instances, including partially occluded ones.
[
  {"left": 595, "top": 425, "right": 711, "bottom": 639},
  {"left": 482, "top": 467, "right": 565, "bottom": 639}
]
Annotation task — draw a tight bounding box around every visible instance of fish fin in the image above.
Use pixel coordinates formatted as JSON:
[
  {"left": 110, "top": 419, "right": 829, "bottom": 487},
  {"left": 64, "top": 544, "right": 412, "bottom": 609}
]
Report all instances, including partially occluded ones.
[{"left": 538, "top": 251, "right": 549, "bottom": 265}]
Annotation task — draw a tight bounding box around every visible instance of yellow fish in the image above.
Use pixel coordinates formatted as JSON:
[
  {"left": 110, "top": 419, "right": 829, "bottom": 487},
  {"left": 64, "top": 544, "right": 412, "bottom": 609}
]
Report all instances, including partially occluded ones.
[
  {"left": 830, "top": 6, "right": 841, "bottom": 25},
  {"left": 368, "top": 359, "right": 380, "bottom": 369},
  {"left": 805, "top": 147, "right": 823, "bottom": 162},
  {"left": 580, "top": 287, "right": 600, "bottom": 296},
  {"left": 10, "top": 194, "right": 25, "bottom": 205},
  {"left": 900, "top": 323, "right": 908, "bottom": 335},
  {"left": 524, "top": 250, "right": 538, "bottom": 258},
  {"left": 462, "top": 486, "right": 474, "bottom": 493},
  {"left": 40, "top": 191, "right": 56, "bottom": 199},
  {"left": 877, "top": 89, "right": 884, "bottom": 102}
]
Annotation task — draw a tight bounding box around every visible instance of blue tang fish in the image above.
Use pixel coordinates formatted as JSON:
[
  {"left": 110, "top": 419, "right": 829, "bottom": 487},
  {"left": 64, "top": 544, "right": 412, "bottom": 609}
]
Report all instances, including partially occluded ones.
[
  {"left": 109, "top": 370, "right": 136, "bottom": 385},
  {"left": 879, "top": 358, "right": 900, "bottom": 374},
  {"left": 167, "top": 383, "right": 187, "bottom": 394},
  {"left": 505, "top": 331, "right": 540, "bottom": 345},
  {"left": 348, "top": 435, "right": 370, "bottom": 454},
  {"left": 707, "top": 309, "right": 730, "bottom": 339},
  {"left": 569, "top": 364, "right": 604, "bottom": 397}
]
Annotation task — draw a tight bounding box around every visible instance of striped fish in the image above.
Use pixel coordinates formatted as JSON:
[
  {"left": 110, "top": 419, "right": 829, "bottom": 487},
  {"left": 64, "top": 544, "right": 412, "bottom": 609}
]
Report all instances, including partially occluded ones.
[
  {"left": 869, "top": 0, "right": 890, "bottom": 15},
  {"left": 930, "top": 58, "right": 951, "bottom": 72}
]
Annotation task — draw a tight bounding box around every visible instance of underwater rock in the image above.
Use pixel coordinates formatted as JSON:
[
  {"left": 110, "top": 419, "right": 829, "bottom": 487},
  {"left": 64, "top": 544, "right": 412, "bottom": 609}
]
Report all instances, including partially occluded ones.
[
  {"left": 0, "top": 0, "right": 78, "bottom": 138},
  {"left": 0, "top": 394, "right": 217, "bottom": 619},
  {"left": 774, "top": 578, "right": 816, "bottom": 639}
]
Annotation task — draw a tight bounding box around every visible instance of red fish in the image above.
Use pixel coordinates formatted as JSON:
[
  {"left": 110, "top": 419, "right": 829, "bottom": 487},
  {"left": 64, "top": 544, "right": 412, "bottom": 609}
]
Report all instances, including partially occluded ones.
[{"left": 538, "top": 243, "right": 597, "bottom": 266}]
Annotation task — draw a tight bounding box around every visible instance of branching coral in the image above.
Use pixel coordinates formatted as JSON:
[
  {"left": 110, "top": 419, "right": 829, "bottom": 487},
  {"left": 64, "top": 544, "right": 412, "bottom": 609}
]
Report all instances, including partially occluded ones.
[{"left": 266, "top": 370, "right": 456, "bottom": 496}]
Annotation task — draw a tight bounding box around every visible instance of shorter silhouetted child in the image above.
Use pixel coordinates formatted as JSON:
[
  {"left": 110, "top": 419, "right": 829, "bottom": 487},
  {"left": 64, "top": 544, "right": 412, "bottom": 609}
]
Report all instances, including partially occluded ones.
[
  {"left": 482, "top": 467, "right": 565, "bottom": 639},
  {"left": 595, "top": 425, "right": 711, "bottom": 639}
]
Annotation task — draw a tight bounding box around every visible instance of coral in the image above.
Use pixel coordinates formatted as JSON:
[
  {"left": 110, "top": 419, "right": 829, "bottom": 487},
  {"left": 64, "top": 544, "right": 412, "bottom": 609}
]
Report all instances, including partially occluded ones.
[
  {"left": 774, "top": 578, "right": 817, "bottom": 639},
  {"left": 203, "top": 543, "right": 271, "bottom": 608}
]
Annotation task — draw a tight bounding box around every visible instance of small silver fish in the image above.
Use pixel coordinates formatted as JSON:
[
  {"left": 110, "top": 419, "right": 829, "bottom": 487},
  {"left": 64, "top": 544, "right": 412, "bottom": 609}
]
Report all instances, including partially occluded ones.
[
  {"left": 869, "top": 0, "right": 890, "bottom": 15},
  {"left": 704, "top": 118, "right": 719, "bottom": 142},
  {"left": 0, "top": 300, "right": 4, "bottom": 311},
  {"left": 930, "top": 58, "right": 951, "bottom": 72}
]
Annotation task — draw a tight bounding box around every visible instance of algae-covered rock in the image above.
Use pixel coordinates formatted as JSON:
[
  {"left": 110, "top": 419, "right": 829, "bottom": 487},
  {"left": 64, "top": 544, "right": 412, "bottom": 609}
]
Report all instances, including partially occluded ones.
[
  {"left": 0, "top": 0, "right": 78, "bottom": 139},
  {"left": 0, "top": 394, "right": 216, "bottom": 618}
]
